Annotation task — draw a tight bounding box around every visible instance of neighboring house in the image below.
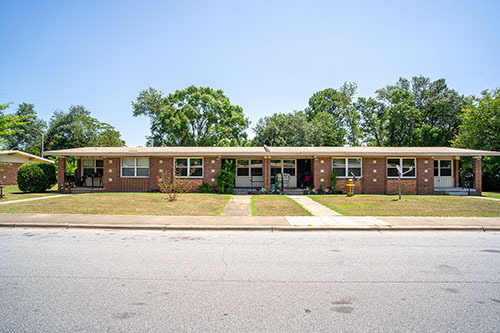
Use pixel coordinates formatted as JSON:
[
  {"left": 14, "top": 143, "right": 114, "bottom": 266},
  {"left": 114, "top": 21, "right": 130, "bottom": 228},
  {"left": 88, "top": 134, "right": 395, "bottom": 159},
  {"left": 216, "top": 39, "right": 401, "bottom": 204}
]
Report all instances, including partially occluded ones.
[
  {"left": 0, "top": 150, "right": 54, "bottom": 185},
  {"left": 44, "top": 146, "right": 500, "bottom": 196}
]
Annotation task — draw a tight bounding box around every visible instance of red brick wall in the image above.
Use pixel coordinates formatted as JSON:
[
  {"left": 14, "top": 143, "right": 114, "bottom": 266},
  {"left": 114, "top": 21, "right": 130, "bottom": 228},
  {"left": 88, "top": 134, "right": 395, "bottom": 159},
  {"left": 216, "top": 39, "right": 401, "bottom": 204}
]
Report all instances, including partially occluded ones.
[
  {"left": 57, "top": 158, "right": 66, "bottom": 192},
  {"left": 312, "top": 157, "right": 331, "bottom": 189},
  {"left": 386, "top": 179, "right": 417, "bottom": 195},
  {"left": 102, "top": 156, "right": 221, "bottom": 193},
  {"left": 0, "top": 162, "right": 24, "bottom": 185},
  {"left": 264, "top": 157, "right": 271, "bottom": 189},
  {"left": 361, "top": 158, "right": 386, "bottom": 194},
  {"left": 417, "top": 158, "right": 433, "bottom": 194}
]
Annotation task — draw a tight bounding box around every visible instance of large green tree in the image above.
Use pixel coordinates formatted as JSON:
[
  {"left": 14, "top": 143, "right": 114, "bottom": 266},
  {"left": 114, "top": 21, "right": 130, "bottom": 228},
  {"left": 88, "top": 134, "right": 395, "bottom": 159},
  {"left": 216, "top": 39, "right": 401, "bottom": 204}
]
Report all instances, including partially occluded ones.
[
  {"left": 363, "top": 76, "right": 464, "bottom": 147},
  {"left": 0, "top": 102, "right": 26, "bottom": 146},
  {"left": 252, "top": 111, "right": 345, "bottom": 147},
  {"left": 3, "top": 103, "right": 47, "bottom": 155},
  {"left": 46, "top": 105, "right": 125, "bottom": 150},
  {"left": 453, "top": 89, "right": 500, "bottom": 190},
  {"left": 132, "top": 86, "right": 249, "bottom": 146},
  {"left": 305, "top": 82, "right": 360, "bottom": 145}
]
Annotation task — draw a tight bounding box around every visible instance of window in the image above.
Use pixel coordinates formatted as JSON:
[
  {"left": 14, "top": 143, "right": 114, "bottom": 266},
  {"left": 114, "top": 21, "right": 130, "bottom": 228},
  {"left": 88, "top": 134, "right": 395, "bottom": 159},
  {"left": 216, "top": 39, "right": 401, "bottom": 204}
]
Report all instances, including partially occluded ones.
[
  {"left": 387, "top": 158, "right": 416, "bottom": 178},
  {"left": 434, "top": 160, "right": 452, "bottom": 177},
  {"left": 236, "top": 159, "right": 263, "bottom": 177},
  {"left": 332, "top": 158, "right": 362, "bottom": 178},
  {"left": 174, "top": 158, "right": 203, "bottom": 178},
  {"left": 271, "top": 160, "right": 282, "bottom": 177},
  {"left": 121, "top": 158, "right": 149, "bottom": 177},
  {"left": 251, "top": 160, "right": 263, "bottom": 177},
  {"left": 82, "top": 159, "right": 103, "bottom": 177},
  {"left": 236, "top": 160, "right": 249, "bottom": 176},
  {"left": 270, "top": 160, "right": 296, "bottom": 177}
]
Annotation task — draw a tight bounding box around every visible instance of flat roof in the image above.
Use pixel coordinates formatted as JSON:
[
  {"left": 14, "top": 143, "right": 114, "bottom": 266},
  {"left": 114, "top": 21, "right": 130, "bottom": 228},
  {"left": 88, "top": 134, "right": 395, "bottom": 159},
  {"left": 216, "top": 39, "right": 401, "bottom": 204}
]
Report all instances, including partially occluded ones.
[{"left": 43, "top": 146, "right": 500, "bottom": 157}]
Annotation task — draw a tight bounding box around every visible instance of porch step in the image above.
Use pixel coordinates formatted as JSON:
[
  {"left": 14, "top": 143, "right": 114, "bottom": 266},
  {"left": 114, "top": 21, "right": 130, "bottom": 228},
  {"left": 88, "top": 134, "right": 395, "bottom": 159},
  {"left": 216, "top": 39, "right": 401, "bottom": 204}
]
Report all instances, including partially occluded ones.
[
  {"left": 434, "top": 187, "right": 476, "bottom": 196},
  {"left": 283, "top": 188, "right": 305, "bottom": 195},
  {"left": 69, "top": 187, "right": 104, "bottom": 194}
]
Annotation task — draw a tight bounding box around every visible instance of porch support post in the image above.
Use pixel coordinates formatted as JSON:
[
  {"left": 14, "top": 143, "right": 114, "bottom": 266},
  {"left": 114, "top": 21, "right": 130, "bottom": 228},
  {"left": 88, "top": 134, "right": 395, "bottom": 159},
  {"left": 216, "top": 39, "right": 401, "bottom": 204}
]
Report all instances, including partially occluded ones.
[
  {"left": 454, "top": 158, "right": 460, "bottom": 187},
  {"left": 472, "top": 156, "right": 482, "bottom": 196},
  {"left": 263, "top": 156, "right": 271, "bottom": 190},
  {"left": 57, "top": 157, "right": 66, "bottom": 193}
]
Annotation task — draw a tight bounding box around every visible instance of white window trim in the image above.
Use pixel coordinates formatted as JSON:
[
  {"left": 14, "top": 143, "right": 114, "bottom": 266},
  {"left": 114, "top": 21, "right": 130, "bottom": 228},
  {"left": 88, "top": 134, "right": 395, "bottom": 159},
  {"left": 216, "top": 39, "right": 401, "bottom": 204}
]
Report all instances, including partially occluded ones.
[
  {"left": 434, "top": 159, "right": 453, "bottom": 177},
  {"left": 82, "top": 159, "right": 103, "bottom": 176},
  {"left": 236, "top": 159, "right": 264, "bottom": 177},
  {"left": 120, "top": 157, "right": 150, "bottom": 178},
  {"left": 270, "top": 159, "right": 296, "bottom": 177},
  {"left": 386, "top": 157, "right": 417, "bottom": 179},
  {"left": 174, "top": 157, "right": 204, "bottom": 178},
  {"left": 332, "top": 157, "right": 363, "bottom": 179}
]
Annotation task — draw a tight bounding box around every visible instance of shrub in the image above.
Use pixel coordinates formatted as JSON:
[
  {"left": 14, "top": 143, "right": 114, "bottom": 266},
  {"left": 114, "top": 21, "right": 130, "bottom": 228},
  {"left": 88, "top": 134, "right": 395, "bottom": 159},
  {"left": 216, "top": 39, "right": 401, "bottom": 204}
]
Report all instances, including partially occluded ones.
[
  {"left": 198, "top": 182, "right": 217, "bottom": 193},
  {"left": 330, "top": 169, "right": 337, "bottom": 192},
  {"left": 157, "top": 163, "right": 194, "bottom": 201},
  {"left": 216, "top": 160, "right": 235, "bottom": 194},
  {"left": 17, "top": 162, "right": 57, "bottom": 193}
]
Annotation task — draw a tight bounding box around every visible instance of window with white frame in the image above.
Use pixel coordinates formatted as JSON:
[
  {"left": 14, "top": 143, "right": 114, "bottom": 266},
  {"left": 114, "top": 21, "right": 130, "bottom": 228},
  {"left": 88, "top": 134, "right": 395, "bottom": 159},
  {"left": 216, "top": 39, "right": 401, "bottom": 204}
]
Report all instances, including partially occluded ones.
[
  {"left": 236, "top": 160, "right": 263, "bottom": 177},
  {"left": 82, "top": 159, "right": 104, "bottom": 177},
  {"left": 332, "top": 158, "right": 362, "bottom": 178},
  {"left": 121, "top": 157, "right": 149, "bottom": 177},
  {"left": 387, "top": 158, "right": 416, "bottom": 178},
  {"left": 434, "top": 160, "right": 452, "bottom": 177},
  {"left": 174, "top": 158, "right": 203, "bottom": 178}
]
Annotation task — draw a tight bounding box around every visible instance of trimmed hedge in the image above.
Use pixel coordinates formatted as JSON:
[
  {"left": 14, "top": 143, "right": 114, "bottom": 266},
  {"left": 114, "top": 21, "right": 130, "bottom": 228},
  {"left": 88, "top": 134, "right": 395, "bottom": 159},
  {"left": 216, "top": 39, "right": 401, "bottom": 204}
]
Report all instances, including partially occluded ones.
[{"left": 17, "top": 162, "right": 57, "bottom": 193}]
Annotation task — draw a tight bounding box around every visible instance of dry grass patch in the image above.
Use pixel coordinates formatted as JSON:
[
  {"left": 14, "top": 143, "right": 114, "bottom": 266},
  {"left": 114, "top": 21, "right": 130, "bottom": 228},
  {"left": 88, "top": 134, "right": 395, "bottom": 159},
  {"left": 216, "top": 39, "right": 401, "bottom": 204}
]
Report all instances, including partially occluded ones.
[
  {"left": 251, "top": 195, "right": 312, "bottom": 216},
  {"left": 0, "top": 185, "right": 58, "bottom": 201},
  {"left": 308, "top": 194, "right": 500, "bottom": 217},
  {"left": 483, "top": 192, "right": 500, "bottom": 200},
  {"left": 0, "top": 192, "right": 231, "bottom": 216}
]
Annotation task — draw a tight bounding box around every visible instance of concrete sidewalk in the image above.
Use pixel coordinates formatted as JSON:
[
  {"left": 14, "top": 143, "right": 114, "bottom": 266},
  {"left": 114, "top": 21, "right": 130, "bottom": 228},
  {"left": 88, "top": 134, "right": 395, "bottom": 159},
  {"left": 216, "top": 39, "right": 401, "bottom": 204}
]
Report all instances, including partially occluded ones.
[{"left": 1, "top": 213, "right": 500, "bottom": 231}]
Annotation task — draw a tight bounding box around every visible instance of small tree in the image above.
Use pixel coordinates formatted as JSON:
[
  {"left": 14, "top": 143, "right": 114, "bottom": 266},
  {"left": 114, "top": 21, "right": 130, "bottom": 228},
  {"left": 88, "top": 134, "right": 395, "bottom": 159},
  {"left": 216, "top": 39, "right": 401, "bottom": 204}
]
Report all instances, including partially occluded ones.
[
  {"left": 216, "top": 160, "right": 235, "bottom": 194},
  {"left": 157, "top": 162, "right": 194, "bottom": 201}
]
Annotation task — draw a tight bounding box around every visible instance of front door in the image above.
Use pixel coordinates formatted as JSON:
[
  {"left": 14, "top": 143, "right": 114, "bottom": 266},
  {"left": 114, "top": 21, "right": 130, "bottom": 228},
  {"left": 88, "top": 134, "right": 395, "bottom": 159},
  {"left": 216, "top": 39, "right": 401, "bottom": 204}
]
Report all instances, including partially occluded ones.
[{"left": 434, "top": 159, "right": 454, "bottom": 188}]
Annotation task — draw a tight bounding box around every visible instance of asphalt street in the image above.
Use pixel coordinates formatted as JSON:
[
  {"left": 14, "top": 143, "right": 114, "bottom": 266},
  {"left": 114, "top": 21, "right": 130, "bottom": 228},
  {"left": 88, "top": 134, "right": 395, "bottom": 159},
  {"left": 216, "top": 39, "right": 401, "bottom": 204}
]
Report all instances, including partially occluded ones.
[{"left": 1, "top": 229, "right": 500, "bottom": 332}]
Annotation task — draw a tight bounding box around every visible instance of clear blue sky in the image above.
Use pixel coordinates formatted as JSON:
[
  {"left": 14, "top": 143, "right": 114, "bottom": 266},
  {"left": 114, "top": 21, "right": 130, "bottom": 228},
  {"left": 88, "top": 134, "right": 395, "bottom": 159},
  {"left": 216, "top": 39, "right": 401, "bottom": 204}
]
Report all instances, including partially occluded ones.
[{"left": 1, "top": 0, "right": 499, "bottom": 147}]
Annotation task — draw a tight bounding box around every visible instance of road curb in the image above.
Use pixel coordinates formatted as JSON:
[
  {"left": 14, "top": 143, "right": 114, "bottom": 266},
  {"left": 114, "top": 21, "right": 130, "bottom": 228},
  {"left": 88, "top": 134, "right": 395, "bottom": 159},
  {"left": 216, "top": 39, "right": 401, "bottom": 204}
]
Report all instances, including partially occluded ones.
[{"left": 0, "top": 223, "right": 498, "bottom": 232}]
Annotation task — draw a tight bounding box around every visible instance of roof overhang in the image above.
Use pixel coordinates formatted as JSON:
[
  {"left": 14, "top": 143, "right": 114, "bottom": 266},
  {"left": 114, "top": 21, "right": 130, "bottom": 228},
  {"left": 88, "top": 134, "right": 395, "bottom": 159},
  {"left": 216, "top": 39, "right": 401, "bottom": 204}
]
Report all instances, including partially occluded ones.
[{"left": 42, "top": 147, "right": 500, "bottom": 158}]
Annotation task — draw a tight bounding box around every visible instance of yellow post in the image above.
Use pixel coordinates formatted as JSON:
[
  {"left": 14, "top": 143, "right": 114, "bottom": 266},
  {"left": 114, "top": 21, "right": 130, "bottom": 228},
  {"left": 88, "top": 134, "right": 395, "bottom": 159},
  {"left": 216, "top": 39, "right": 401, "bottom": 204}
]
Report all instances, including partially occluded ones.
[{"left": 347, "top": 178, "right": 355, "bottom": 197}]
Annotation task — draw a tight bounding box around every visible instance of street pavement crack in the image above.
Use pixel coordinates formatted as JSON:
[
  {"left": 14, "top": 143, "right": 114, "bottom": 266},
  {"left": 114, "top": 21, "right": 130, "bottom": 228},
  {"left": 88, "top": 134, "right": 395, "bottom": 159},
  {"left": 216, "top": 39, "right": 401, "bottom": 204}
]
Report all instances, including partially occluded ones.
[{"left": 220, "top": 240, "right": 233, "bottom": 281}]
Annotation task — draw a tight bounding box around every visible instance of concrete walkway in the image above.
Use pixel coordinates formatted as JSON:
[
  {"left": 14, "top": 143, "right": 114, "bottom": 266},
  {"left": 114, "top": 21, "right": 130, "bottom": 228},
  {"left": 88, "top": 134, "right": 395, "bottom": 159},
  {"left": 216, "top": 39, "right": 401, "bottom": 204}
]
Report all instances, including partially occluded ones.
[
  {"left": 287, "top": 195, "right": 340, "bottom": 216},
  {"left": 222, "top": 195, "right": 251, "bottom": 216},
  {"left": 0, "top": 194, "right": 68, "bottom": 205}
]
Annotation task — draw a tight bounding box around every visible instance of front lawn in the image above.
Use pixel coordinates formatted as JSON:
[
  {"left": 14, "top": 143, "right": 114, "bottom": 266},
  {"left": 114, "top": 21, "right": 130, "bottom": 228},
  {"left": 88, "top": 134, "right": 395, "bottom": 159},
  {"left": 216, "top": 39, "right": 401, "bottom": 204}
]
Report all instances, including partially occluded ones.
[
  {"left": 251, "top": 195, "right": 312, "bottom": 216},
  {"left": 483, "top": 192, "right": 500, "bottom": 200},
  {"left": 0, "top": 192, "right": 231, "bottom": 216},
  {"left": 0, "top": 185, "right": 58, "bottom": 201},
  {"left": 308, "top": 194, "right": 500, "bottom": 217}
]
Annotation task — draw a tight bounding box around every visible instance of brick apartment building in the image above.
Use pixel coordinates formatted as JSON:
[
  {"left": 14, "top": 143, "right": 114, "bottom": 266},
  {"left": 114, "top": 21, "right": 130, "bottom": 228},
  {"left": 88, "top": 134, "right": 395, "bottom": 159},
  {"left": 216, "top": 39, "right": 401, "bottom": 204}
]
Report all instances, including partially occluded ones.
[{"left": 45, "top": 146, "right": 500, "bottom": 195}]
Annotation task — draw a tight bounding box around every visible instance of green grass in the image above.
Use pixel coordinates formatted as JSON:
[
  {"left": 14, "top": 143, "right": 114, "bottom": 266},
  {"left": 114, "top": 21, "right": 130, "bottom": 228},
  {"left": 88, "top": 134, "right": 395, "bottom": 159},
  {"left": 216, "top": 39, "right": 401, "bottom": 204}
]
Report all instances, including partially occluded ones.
[
  {"left": 251, "top": 195, "right": 312, "bottom": 216},
  {"left": 0, "top": 185, "right": 58, "bottom": 201},
  {"left": 0, "top": 192, "right": 231, "bottom": 216},
  {"left": 483, "top": 192, "right": 500, "bottom": 200},
  {"left": 308, "top": 194, "right": 500, "bottom": 217}
]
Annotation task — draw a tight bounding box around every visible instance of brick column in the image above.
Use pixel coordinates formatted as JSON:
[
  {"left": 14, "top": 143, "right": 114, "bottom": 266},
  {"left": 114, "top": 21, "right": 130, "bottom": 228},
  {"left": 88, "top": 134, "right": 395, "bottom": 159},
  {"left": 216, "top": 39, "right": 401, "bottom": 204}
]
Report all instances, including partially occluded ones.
[
  {"left": 473, "top": 157, "right": 482, "bottom": 196},
  {"left": 204, "top": 157, "right": 221, "bottom": 187},
  {"left": 417, "top": 158, "right": 433, "bottom": 194},
  {"left": 454, "top": 159, "right": 459, "bottom": 187},
  {"left": 57, "top": 157, "right": 66, "bottom": 193},
  {"left": 313, "top": 158, "right": 330, "bottom": 189},
  {"left": 263, "top": 157, "right": 271, "bottom": 190}
]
